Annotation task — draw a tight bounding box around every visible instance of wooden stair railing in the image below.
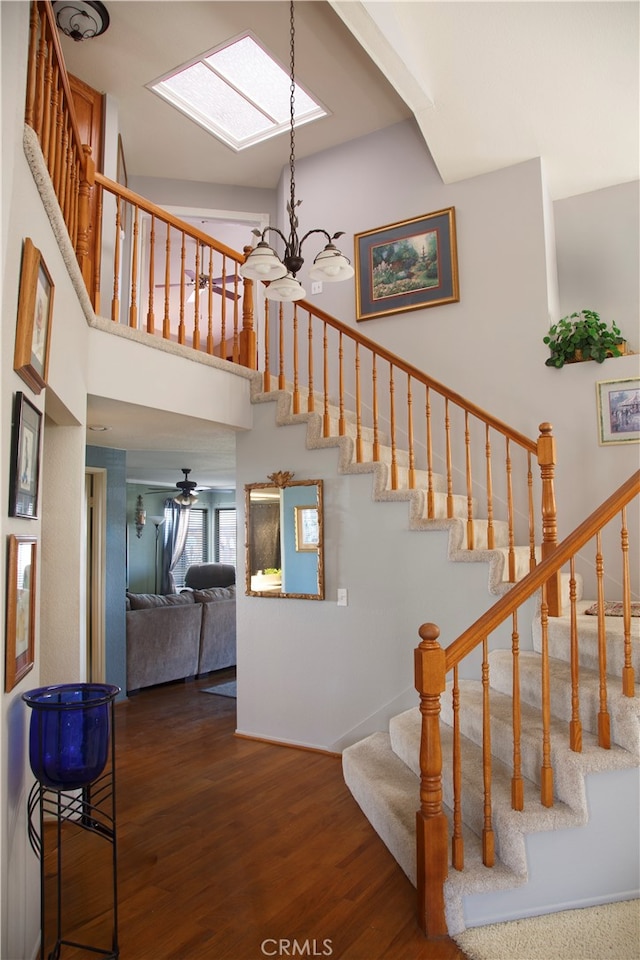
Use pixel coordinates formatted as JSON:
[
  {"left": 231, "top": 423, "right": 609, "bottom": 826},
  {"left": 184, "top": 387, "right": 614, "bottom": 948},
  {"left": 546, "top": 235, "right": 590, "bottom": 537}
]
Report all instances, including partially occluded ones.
[
  {"left": 414, "top": 469, "right": 639, "bottom": 938},
  {"left": 24, "top": 0, "right": 257, "bottom": 369},
  {"left": 259, "top": 296, "right": 561, "bottom": 612}
]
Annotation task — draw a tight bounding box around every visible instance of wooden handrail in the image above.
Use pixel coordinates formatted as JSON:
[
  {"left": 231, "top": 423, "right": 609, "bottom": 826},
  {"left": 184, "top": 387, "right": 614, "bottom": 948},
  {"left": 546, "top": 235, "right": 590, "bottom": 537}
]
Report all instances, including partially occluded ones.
[{"left": 445, "top": 469, "right": 639, "bottom": 670}]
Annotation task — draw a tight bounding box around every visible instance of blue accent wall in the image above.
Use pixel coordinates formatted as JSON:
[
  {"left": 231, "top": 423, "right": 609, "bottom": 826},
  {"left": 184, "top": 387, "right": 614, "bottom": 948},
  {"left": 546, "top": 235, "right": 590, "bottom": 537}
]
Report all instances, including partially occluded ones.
[{"left": 86, "top": 446, "right": 127, "bottom": 698}]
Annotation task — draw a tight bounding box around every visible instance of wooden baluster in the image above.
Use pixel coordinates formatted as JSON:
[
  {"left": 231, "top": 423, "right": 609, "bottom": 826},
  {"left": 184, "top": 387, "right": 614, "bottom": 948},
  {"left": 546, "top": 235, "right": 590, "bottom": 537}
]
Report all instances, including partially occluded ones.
[
  {"left": 485, "top": 425, "right": 494, "bottom": 549},
  {"left": 178, "top": 232, "right": 186, "bottom": 344},
  {"left": 111, "top": 196, "right": 121, "bottom": 322},
  {"left": 146, "top": 214, "right": 155, "bottom": 334},
  {"left": 219, "top": 257, "right": 228, "bottom": 359},
  {"left": 481, "top": 636, "right": 495, "bottom": 865},
  {"left": 414, "top": 623, "right": 449, "bottom": 939},
  {"left": 355, "top": 343, "right": 363, "bottom": 462},
  {"left": 389, "top": 364, "right": 398, "bottom": 490},
  {"left": 540, "top": 583, "right": 554, "bottom": 806},
  {"left": 511, "top": 610, "right": 524, "bottom": 810},
  {"left": 59, "top": 121, "right": 69, "bottom": 219},
  {"left": 263, "top": 300, "right": 271, "bottom": 392},
  {"left": 129, "top": 205, "right": 139, "bottom": 328},
  {"left": 621, "top": 506, "right": 635, "bottom": 697},
  {"left": 445, "top": 399, "right": 453, "bottom": 517},
  {"left": 41, "top": 36, "right": 53, "bottom": 156},
  {"left": 240, "top": 247, "right": 256, "bottom": 368},
  {"left": 68, "top": 149, "right": 78, "bottom": 246},
  {"left": 76, "top": 144, "right": 94, "bottom": 289},
  {"left": 569, "top": 556, "right": 582, "bottom": 752},
  {"left": 25, "top": 2, "right": 39, "bottom": 129},
  {"left": 34, "top": 19, "right": 47, "bottom": 139},
  {"left": 192, "top": 243, "right": 201, "bottom": 352},
  {"left": 278, "top": 304, "right": 285, "bottom": 390},
  {"left": 338, "top": 332, "right": 346, "bottom": 436},
  {"left": 465, "top": 411, "right": 474, "bottom": 549},
  {"left": 306, "top": 311, "right": 314, "bottom": 411},
  {"left": 527, "top": 453, "right": 536, "bottom": 572},
  {"left": 292, "top": 305, "right": 300, "bottom": 413},
  {"left": 407, "top": 375, "right": 415, "bottom": 489},
  {"left": 50, "top": 67, "right": 61, "bottom": 182},
  {"left": 426, "top": 386, "right": 434, "bottom": 519},
  {"left": 231, "top": 272, "right": 240, "bottom": 363},
  {"left": 323, "top": 322, "right": 330, "bottom": 437},
  {"left": 372, "top": 354, "right": 380, "bottom": 461},
  {"left": 163, "top": 223, "right": 171, "bottom": 339},
  {"left": 505, "top": 437, "right": 516, "bottom": 581},
  {"left": 206, "top": 249, "right": 214, "bottom": 355},
  {"left": 595, "top": 531, "right": 611, "bottom": 749},
  {"left": 537, "top": 423, "right": 561, "bottom": 616},
  {"left": 93, "top": 180, "right": 103, "bottom": 315},
  {"left": 451, "top": 665, "right": 463, "bottom": 870},
  {"left": 53, "top": 78, "right": 64, "bottom": 195}
]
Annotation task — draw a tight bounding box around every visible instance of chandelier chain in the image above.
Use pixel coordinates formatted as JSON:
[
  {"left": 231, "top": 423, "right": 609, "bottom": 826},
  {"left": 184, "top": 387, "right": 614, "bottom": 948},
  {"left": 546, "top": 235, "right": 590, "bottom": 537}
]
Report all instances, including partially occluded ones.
[{"left": 289, "top": 0, "right": 297, "bottom": 223}]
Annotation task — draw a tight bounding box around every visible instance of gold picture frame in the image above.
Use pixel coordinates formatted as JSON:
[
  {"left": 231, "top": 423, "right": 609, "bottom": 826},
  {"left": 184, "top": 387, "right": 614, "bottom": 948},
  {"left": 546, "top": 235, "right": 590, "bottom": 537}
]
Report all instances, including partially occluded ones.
[
  {"left": 5, "top": 535, "right": 37, "bottom": 692},
  {"left": 14, "top": 237, "right": 54, "bottom": 394},
  {"left": 294, "top": 505, "right": 319, "bottom": 551}
]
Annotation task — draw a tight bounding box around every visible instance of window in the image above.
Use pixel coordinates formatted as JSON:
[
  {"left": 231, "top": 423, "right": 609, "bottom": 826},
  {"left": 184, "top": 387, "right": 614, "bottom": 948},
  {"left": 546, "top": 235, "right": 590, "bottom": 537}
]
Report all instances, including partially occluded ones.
[
  {"left": 171, "top": 508, "right": 208, "bottom": 589},
  {"left": 216, "top": 508, "right": 236, "bottom": 566},
  {"left": 147, "top": 34, "right": 327, "bottom": 152}
]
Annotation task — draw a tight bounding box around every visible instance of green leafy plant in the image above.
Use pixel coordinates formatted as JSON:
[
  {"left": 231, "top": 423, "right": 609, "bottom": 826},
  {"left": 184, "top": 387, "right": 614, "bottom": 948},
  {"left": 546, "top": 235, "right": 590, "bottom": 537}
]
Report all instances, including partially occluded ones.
[{"left": 543, "top": 309, "right": 625, "bottom": 368}]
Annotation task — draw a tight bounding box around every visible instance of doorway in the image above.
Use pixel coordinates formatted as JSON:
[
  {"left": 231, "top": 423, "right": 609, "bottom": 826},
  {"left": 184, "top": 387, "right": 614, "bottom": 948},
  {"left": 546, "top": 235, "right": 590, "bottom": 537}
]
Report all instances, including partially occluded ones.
[{"left": 85, "top": 468, "right": 107, "bottom": 681}]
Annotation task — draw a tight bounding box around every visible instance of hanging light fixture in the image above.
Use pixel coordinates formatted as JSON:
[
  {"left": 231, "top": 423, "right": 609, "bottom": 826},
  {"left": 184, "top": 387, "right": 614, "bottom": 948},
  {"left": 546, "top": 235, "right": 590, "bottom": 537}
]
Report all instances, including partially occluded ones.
[
  {"left": 52, "top": 2, "right": 110, "bottom": 41},
  {"left": 239, "top": 1, "right": 354, "bottom": 302},
  {"left": 173, "top": 468, "right": 199, "bottom": 506}
]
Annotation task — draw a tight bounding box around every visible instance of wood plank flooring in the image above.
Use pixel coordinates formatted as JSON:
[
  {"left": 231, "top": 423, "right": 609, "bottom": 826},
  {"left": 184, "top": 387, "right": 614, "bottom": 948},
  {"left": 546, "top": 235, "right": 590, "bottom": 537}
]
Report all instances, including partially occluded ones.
[{"left": 43, "top": 672, "right": 467, "bottom": 960}]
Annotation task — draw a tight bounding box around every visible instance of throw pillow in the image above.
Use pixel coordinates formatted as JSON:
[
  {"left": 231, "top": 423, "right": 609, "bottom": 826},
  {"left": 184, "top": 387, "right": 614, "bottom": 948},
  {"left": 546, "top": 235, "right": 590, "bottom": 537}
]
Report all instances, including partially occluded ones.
[
  {"left": 127, "top": 592, "right": 195, "bottom": 609},
  {"left": 192, "top": 585, "right": 236, "bottom": 603}
]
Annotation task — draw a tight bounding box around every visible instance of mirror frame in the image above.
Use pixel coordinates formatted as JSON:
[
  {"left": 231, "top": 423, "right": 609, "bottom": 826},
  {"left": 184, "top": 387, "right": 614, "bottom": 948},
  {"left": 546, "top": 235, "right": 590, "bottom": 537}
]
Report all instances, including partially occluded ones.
[{"left": 245, "top": 473, "right": 324, "bottom": 600}]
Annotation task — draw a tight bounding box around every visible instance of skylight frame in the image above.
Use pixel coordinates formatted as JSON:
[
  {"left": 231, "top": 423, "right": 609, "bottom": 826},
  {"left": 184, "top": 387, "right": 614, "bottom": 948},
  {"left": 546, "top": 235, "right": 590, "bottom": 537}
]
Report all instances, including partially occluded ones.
[{"left": 146, "top": 31, "right": 328, "bottom": 153}]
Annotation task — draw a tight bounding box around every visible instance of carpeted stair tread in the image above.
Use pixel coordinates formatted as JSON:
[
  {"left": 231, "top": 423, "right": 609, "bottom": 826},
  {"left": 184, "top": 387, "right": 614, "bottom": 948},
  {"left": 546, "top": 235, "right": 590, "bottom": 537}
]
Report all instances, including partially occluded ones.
[
  {"left": 489, "top": 649, "right": 640, "bottom": 757},
  {"left": 533, "top": 600, "right": 640, "bottom": 677}
]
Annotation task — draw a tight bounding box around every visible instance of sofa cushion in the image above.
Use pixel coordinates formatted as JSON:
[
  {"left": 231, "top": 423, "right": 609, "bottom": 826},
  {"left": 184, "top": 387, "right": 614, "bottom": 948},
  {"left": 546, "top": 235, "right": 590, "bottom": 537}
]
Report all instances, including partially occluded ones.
[
  {"left": 192, "top": 585, "right": 236, "bottom": 603},
  {"left": 127, "top": 591, "right": 195, "bottom": 610}
]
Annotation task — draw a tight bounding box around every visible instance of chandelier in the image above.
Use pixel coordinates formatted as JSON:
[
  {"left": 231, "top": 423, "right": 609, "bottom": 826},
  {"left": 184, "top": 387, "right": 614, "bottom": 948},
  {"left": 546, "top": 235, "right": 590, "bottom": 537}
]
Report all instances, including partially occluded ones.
[
  {"left": 173, "top": 468, "right": 198, "bottom": 506},
  {"left": 239, "top": 1, "right": 354, "bottom": 302}
]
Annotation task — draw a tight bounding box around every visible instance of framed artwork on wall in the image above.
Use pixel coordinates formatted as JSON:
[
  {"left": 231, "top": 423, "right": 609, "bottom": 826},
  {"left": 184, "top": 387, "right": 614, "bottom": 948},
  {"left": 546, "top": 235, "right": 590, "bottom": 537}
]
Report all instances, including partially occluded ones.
[
  {"left": 294, "top": 505, "right": 319, "bottom": 551},
  {"left": 9, "top": 392, "right": 43, "bottom": 518},
  {"left": 5, "top": 534, "right": 37, "bottom": 691},
  {"left": 14, "top": 237, "right": 54, "bottom": 394},
  {"left": 596, "top": 378, "right": 640, "bottom": 445},
  {"left": 354, "top": 207, "right": 459, "bottom": 321}
]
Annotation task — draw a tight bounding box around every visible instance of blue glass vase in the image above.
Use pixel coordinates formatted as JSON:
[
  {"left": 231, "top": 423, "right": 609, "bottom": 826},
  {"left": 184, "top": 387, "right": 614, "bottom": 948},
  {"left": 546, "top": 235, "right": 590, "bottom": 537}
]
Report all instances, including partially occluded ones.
[{"left": 23, "top": 683, "right": 120, "bottom": 790}]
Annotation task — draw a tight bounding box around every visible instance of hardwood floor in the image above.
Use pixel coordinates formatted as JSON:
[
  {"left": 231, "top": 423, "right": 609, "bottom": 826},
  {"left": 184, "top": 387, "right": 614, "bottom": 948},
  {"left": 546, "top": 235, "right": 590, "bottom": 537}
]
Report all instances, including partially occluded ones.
[{"left": 42, "top": 672, "right": 467, "bottom": 960}]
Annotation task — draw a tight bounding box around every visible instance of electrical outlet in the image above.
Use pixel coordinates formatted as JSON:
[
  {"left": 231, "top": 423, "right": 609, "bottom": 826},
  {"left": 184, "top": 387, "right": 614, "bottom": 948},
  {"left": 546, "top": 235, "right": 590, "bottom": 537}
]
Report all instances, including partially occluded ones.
[
  {"left": 337, "top": 588, "right": 348, "bottom": 606},
  {"left": 311, "top": 280, "right": 323, "bottom": 295}
]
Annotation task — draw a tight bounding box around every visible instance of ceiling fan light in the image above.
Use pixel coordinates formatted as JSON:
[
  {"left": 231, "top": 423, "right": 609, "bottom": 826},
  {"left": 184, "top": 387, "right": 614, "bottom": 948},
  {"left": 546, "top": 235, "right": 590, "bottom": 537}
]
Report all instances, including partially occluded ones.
[
  {"left": 309, "top": 245, "right": 355, "bottom": 282},
  {"left": 265, "top": 273, "right": 306, "bottom": 302},
  {"left": 174, "top": 493, "right": 198, "bottom": 506},
  {"left": 240, "top": 242, "right": 288, "bottom": 281}
]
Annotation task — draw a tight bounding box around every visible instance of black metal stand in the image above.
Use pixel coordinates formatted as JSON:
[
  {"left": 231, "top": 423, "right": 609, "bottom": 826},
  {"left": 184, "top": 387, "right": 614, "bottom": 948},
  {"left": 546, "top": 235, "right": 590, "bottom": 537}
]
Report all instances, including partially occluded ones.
[{"left": 27, "top": 701, "right": 119, "bottom": 960}]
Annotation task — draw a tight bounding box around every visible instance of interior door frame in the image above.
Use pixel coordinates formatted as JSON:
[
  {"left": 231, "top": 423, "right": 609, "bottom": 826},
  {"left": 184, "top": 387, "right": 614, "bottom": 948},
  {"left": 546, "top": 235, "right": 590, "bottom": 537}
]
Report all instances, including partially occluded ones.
[{"left": 85, "top": 467, "right": 107, "bottom": 682}]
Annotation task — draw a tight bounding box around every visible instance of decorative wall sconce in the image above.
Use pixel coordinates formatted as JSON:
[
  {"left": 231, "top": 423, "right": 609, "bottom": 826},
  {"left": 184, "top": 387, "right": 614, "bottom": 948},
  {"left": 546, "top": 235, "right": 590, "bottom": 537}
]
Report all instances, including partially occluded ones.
[{"left": 134, "top": 495, "right": 146, "bottom": 538}]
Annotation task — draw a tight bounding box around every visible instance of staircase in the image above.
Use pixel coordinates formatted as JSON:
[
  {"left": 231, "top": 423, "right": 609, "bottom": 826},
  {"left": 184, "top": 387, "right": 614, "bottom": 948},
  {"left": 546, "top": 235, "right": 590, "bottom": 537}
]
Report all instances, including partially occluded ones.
[{"left": 252, "top": 377, "right": 639, "bottom": 936}]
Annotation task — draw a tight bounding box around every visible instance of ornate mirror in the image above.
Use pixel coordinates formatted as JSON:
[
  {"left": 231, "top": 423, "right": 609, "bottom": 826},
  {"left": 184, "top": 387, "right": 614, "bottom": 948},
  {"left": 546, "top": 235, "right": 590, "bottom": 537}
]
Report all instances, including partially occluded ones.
[{"left": 245, "top": 472, "right": 324, "bottom": 600}]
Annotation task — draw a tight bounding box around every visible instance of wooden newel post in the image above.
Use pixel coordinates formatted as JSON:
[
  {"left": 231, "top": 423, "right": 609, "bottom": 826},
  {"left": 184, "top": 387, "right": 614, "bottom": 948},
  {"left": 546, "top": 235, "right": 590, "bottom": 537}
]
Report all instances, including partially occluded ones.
[
  {"left": 77, "top": 143, "right": 95, "bottom": 291},
  {"left": 537, "top": 422, "right": 562, "bottom": 616},
  {"left": 414, "top": 622, "right": 449, "bottom": 939},
  {"left": 239, "top": 246, "right": 257, "bottom": 369}
]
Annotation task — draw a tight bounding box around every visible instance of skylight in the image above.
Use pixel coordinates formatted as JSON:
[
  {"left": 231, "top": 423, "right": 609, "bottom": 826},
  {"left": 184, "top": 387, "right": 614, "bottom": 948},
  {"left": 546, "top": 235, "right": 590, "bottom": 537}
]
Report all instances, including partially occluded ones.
[{"left": 148, "top": 34, "right": 327, "bottom": 152}]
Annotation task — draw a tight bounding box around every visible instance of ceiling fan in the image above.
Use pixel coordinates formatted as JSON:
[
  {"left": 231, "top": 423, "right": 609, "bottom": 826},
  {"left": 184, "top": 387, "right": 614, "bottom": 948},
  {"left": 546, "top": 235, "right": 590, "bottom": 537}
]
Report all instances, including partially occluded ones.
[{"left": 155, "top": 269, "right": 239, "bottom": 301}]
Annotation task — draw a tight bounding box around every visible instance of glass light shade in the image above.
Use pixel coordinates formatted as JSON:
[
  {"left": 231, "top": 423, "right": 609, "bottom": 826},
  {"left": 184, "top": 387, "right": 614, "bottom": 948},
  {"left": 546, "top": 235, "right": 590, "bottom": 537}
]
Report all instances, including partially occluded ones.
[
  {"left": 23, "top": 683, "right": 120, "bottom": 790},
  {"left": 240, "top": 242, "right": 288, "bottom": 281},
  {"left": 309, "top": 245, "right": 355, "bottom": 282},
  {"left": 266, "top": 273, "right": 306, "bottom": 302},
  {"left": 53, "top": 1, "right": 110, "bottom": 41},
  {"left": 174, "top": 493, "right": 198, "bottom": 506}
]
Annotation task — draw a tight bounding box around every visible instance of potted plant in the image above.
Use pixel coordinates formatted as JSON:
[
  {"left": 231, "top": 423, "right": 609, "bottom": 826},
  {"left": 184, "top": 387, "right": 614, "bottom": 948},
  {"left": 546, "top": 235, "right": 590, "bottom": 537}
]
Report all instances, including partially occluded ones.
[{"left": 544, "top": 309, "right": 627, "bottom": 368}]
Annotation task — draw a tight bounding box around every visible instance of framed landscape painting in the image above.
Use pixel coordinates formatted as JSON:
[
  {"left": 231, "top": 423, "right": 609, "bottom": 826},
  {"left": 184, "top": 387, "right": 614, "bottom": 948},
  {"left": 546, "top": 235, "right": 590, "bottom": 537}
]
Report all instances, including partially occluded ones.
[
  {"left": 355, "top": 208, "right": 459, "bottom": 321},
  {"left": 14, "top": 237, "right": 54, "bottom": 394},
  {"left": 596, "top": 378, "right": 640, "bottom": 445},
  {"left": 5, "top": 534, "right": 37, "bottom": 692}
]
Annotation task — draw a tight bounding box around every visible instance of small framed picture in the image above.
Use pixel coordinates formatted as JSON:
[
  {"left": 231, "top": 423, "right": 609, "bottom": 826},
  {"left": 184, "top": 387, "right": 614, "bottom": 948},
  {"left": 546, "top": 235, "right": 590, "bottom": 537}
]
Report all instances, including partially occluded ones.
[
  {"left": 14, "top": 237, "right": 54, "bottom": 394},
  {"left": 295, "top": 505, "right": 319, "bottom": 551},
  {"left": 5, "top": 535, "right": 37, "bottom": 692},
  {"left": 354, "top": 208, "right": 459, "bottom": 321},
  {"left": 596, "top": 378, "right": 640, "bottom": 445},
  {"left": 9, "top": 393, "right": 43, "bottom": 518}
]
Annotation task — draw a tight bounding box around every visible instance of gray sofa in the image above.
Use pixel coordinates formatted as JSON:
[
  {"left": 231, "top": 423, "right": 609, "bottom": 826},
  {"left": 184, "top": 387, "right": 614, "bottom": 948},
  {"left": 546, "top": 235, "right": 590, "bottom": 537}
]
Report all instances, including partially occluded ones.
[{"left": 125, "top": 576, "right": 236, "bottom": 693}]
